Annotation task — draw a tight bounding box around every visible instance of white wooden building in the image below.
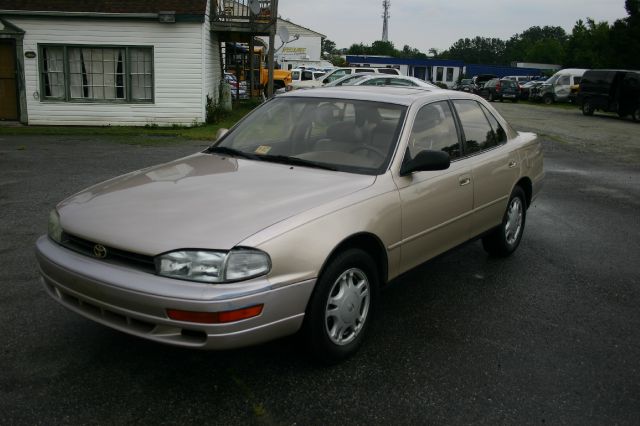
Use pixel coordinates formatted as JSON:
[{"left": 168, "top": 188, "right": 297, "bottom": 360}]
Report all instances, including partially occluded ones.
[
  {"left": 260, "top": 18, "right": 329, "bottom": 70},
  {"left": 0, "top": 0, "right": 223, "bottom": 126}
]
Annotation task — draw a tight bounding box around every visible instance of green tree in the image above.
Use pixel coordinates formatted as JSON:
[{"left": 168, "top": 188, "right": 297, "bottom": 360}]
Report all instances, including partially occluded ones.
[
  {"left": 321, "top": 38, "right": 337, "bottom": 56},
  {"left": 564, "top": 19, "right": 612, "bottom": 68}
]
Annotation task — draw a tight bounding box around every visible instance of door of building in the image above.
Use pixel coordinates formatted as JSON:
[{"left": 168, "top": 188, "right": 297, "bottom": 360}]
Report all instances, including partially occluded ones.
[{"left": 0, "top": 40, "right": 19, "bottom": 120}]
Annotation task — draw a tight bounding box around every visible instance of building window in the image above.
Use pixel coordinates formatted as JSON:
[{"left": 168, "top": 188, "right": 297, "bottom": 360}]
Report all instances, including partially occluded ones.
[
  {"left": 436, "top": 67, "right": 443, "bottom": 81},
  {"left": 446, "top": 67, "right": 454, "bottom": 82},
  {"left": 39, "top": 45, "right": 154, "bottom": 102}
]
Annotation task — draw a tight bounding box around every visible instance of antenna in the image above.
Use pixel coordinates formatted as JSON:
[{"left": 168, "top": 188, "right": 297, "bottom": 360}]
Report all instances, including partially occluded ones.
[{"left": 381, "top": 0, "right": 390, "bottom": 42}]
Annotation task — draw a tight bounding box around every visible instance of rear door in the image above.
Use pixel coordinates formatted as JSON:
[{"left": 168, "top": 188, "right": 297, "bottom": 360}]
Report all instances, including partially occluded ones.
[{"left": 451, "top": 99, "right": 519, "bottom": 236}]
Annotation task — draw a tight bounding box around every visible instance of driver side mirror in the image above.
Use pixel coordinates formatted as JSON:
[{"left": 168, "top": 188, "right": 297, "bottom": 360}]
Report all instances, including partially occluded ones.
[{"left": 400, "top": 149, "right": 450, "bottom": 176}]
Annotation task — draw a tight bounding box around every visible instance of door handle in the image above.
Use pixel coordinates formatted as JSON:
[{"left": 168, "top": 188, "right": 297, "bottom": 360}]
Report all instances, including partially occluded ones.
[
  {"left": 508, "top": 160, "right": 518, "bottom": 168},
  {"left": 459, "top": 177, "right": 471, "bottom": 186}
]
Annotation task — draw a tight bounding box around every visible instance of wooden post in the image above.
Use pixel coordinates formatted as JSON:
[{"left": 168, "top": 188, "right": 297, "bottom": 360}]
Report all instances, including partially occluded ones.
[{"left": 267, "top": 0, "right": 278, "bottom": 98}]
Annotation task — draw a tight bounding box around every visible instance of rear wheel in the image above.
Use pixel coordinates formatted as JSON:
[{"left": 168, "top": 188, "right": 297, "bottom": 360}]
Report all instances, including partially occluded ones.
[
  {"left": 482, "top": 186, "right": 527, "bottom": 257},
  {"left": 303, "top": 248, "right": 378, "bottom": 364},
  {"left": 582, "top": 100, "right": 595, "bottom": 116}
]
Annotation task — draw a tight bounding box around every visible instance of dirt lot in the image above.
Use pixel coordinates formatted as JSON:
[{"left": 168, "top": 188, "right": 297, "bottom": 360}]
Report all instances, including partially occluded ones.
[{"left": 493, "top": 101, "right": 640, "bottom": 163}]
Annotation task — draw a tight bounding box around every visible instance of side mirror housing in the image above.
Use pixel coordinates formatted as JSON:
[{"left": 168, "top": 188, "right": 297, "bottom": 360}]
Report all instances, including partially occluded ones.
[{"left": 400, "top": 149, "right": 450, "bottom": 176}]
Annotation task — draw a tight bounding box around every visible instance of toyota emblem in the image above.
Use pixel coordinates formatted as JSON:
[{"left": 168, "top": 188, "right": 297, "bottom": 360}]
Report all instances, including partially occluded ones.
[{"left": 93, "top": 244, "right": 108, "bottom": 259}]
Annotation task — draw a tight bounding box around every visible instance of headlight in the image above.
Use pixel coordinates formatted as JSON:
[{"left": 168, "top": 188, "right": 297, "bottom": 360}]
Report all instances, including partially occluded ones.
[
  {"left": 155, "top": 248, "right": 271, "bottom": 283},
  {"left": 48, "top": 209, "right": 63, "bottom": 243}
]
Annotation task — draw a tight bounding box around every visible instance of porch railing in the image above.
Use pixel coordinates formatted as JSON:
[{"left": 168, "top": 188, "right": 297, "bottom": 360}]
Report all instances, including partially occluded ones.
[{"left": 212, "top": 0, "right": 274, "bottom": 23}]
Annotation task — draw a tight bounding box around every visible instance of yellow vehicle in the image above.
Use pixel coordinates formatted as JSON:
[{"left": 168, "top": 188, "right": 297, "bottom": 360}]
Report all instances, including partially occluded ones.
[{"left": 227, "top": 45, "right": 291, "bottom": 96}]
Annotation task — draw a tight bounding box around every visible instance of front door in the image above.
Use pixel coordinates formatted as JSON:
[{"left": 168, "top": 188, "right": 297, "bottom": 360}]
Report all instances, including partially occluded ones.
[
  {"left": 394, "top": 100, "right": 473, "bottom": 275},
  {"left": 0, "top": 40, "right": 19, "bottom": 120}
]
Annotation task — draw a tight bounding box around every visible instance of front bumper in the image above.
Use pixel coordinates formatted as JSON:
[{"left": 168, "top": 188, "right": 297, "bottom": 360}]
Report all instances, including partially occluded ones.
[{"left": 35, "top": 236, "right": 315, "bottom": 349}]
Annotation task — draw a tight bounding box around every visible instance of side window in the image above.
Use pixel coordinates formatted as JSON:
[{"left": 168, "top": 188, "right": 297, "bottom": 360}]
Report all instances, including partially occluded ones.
[
  {"left": 557, "top": 75, "right": 570, "bottom": 85},
  {"left": 361, "top": 78, "right": 387, "bottom": 86},
  {"left": 408, "top": 101, "right": 460, "bottom": 160},
  {"left": 453, "top": 100, "right": 499, "bottom": 155},
  {"left": 388, "top": 78, "right": 415, "bottom": 86},
  {"left": 302, "top": 71, "right": 313, "bottom": 81},
  {"left": 479, "top": 104, "right": 507, "bottom": 146},
  {"left": 356, "top": 69, "right": 375, "bottom": 73}
]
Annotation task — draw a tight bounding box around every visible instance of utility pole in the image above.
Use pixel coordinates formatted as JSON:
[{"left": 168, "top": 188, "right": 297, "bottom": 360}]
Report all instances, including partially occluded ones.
[{"left": 381, "top": 0, "right": 390, "bottom": 42}]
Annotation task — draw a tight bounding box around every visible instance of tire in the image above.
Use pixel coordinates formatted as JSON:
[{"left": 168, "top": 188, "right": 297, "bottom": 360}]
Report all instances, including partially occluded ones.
[
  {"left": 543, "top": 95, "right": 554, "bottom": 105},
  {"left": 512, "top": 98, "right": 518, "bottom": 103},
  {"left": 633, "top": 107, "right": 640, "bottom": 122},
  {"left": 303, "top": 248, "right": 378, "bottom": 364},
  {"left": 482, "top": 186, "right": 527, "bottom": 257},
  {"left": 582, "top": 100, "right": 595, "bottom": 116}
]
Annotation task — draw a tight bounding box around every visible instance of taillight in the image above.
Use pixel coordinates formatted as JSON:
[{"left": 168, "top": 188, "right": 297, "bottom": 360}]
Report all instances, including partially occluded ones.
[{"left": 496, "top": 83, "right": 501, "bottom": 92}]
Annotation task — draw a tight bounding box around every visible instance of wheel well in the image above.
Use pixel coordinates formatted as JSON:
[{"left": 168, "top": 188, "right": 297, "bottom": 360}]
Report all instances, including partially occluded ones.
[
  {"left": 321, "top": 233, "right": 389, "bottom": 285},
  {"left": 515, "top": 177, "right": 533, "bottom": 208}
]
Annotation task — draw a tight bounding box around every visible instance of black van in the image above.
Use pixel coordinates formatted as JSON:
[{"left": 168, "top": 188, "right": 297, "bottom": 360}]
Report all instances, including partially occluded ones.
[{"left": 578, "top": 69, "right": 640, "bottom": 121}]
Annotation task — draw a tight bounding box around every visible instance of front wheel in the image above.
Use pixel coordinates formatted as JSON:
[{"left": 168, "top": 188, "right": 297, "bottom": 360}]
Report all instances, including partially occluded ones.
[
  {"left": 303, "top": 249, "right": 378, "bottom": 363},
  {"left": 582, "top": 100, "right": 595, "bottom": 116},
  {"left": 543, "top": 95, "right": 554, "bottom": 105},
  {"left": 482, "top": 186, "right": 527, "bottom": 257},
  {"left": 633, "top": 107, "right": 640, "bottom": 122}
]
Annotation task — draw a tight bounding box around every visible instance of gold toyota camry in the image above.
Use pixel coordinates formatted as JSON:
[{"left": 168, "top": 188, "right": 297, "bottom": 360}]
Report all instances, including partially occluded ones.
[{"left": 36, "top": 86, "right": 544, "bottom": 362}]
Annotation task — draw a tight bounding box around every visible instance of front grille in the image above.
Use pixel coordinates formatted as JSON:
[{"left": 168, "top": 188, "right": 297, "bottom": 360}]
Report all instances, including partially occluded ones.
[{"left": 60, "top": 232, "right": 156, "bottom": 273}]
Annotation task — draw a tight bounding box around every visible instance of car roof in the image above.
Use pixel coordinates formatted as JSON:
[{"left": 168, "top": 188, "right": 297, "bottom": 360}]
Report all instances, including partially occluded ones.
[{"left": 279, "top": 85, "right": 459, "bottom": 106}]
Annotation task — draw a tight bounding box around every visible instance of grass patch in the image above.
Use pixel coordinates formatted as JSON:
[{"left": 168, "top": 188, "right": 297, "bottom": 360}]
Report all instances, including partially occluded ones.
[{"left": 0, "top": 101, "right": 259, "bottom": 141}]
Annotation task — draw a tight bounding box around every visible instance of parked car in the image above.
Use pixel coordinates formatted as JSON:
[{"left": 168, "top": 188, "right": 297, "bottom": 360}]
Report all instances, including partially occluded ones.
[
  {"left": 519, "top": 80, "right": 544, "bottom": 101},
  {"left": 288, "top": 69, "right": 327, "bottom": 90},
  {"left": 224, "top": 72, "right": 247, "bottom": 99},
  {"left": 578, "top": 69, "right": 640, "bottom": 121},
  {"left": 471, "top": 74, "right": 497, "bottom": 93},
  {"left": 533, "top": 69, "right": 587, "bottom": 104},
  {"left": 324, "top": 73, "right": 375, "bottom": 87},
  {"left": 480, "top": 78, "right": 520, "bottom": 102},
  {"left": 37, "top": 87, "right": 544, "bottom": 363},
  {"left": 453, "top": 79, "right": 474, "bottom": 92},
  {"left": 319, "top": 67, "right": 401, "bottom": 85},
  {"left": 335, "top": 74, "right": 438, "bottom": 88}
]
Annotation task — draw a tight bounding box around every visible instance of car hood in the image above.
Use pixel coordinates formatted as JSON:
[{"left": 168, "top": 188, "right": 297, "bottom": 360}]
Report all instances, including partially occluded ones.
[{"left": 58, "top": 153, "right": 376, "bottom": 255}]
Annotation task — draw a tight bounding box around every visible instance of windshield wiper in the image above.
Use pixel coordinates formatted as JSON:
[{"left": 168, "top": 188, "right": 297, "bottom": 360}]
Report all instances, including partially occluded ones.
[
  {"left": 207, "top": 146, "right": 260, "bottom": 160},
  {"left": 259, "top": 155, "right": 338, "bottom": 171}
]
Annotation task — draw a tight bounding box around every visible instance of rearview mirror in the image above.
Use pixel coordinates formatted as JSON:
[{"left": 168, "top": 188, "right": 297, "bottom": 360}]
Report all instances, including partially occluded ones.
[{"left": 400, "top": 149, "right": 450, "bottom": 176}]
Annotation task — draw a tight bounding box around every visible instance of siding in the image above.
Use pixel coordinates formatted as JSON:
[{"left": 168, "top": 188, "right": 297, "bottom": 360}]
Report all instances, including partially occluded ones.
[
  {"left": 203, "top": 0, "right": 221, "bottom": 109},
  {"left": 8, "top": 17, "right": 207, "bottom": 126}
]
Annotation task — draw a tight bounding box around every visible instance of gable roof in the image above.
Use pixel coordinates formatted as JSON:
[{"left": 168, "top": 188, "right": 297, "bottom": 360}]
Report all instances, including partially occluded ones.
[
  {"left": 0, "top": 1, "right": 207, "bottom": 21},
  {"left": 277, "top": 18, "right": 325, "bottom": 38}
]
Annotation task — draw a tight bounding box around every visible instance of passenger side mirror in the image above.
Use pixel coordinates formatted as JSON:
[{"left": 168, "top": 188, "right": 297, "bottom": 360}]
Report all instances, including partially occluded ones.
[{"left": 400, "top": 149, "right": 450, "bottom": 176}]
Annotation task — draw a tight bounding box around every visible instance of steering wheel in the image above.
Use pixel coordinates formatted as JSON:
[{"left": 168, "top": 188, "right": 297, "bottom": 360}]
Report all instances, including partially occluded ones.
[{"left": 350, "top": 144, "right": 387, "bottom": 160}]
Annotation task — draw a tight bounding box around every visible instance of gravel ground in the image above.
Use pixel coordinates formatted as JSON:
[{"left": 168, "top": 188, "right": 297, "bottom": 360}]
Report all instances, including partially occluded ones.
[{"left": 1, "top": 104, "right": 639, "bottom": 425}]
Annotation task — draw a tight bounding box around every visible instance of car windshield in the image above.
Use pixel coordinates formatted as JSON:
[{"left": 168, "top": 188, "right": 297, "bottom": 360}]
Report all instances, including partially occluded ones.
[{"left": 210, "top": 97, "right": 407, "bottom": 175}]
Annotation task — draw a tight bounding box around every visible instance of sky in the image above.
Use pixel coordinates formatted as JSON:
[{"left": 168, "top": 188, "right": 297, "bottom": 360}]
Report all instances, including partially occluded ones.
[{"left": 278, "top": 0, "right": 629, "bottom": 52}]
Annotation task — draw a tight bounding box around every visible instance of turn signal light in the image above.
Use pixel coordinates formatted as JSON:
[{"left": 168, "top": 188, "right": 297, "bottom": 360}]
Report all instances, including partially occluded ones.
[{"left": 167, "top": 304, "right": 263, "bottom": 324}]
